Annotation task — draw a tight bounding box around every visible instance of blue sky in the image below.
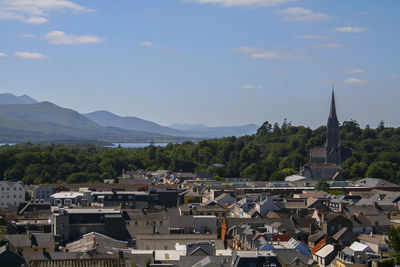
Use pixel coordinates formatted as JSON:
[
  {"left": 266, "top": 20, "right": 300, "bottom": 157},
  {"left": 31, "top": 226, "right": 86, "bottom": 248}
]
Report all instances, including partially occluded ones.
[{"left": 0, "top": 0, "right": 399, "bottom": 128}]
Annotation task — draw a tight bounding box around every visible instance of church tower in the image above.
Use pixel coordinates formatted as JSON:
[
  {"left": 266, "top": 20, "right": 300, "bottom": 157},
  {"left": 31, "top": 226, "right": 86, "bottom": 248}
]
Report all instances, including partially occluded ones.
[{"left": 325, "top": 89, "right": 341, "bottom": 165}]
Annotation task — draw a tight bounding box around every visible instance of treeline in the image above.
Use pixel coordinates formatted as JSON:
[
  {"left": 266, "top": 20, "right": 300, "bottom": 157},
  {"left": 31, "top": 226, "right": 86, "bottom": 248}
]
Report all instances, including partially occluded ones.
[{"left": 0, "top": 120, "right": 400, "bottom": 185}]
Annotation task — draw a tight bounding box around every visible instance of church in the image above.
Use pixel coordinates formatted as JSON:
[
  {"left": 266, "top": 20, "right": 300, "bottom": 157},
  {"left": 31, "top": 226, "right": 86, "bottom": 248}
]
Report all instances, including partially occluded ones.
[{"left": 300, "top": 90, "right": 352, "bottom": 180}]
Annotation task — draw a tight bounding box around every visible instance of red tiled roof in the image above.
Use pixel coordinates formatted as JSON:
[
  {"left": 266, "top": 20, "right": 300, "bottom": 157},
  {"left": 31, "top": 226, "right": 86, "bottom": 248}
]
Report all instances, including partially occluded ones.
[
  {"left": 311, "top": 239, "right": 325, "bottom": 254},
  {"left": 272, "top": 234, "right": 291, "bottom": 242}
]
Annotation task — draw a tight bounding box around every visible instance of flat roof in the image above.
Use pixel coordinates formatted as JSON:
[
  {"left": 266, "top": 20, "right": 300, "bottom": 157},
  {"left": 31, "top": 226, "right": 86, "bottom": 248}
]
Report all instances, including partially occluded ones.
[
  {"left": 51, "top": 192, "right": 84, "bottom": 198},
  {"left": 61, "top": 208, "right": 121, "bottom": 214}
]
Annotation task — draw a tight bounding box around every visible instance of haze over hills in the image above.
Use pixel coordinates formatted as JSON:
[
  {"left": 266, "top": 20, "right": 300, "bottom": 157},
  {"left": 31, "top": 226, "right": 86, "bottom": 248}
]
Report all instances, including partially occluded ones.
[
  {"left": 84, "top": 110, "right": 196, "bottom": 138},
  {"left": 0, "top": 101, "right": 171, "bottom": 143},
  {"left": 0, "top": 93, "right": 38, "bottom": 105},
  {"left": 169, "top": 123, "right": 259, "bottom": 138},
  {"left": 0, "top": 93, "right": 259, "bottom": 142}
]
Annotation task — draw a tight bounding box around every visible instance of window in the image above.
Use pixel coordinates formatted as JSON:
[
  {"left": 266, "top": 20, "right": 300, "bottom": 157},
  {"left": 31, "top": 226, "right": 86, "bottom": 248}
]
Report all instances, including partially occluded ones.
[
  {"left": 6, "top": 187, "right": 9, "bottom": 191},
  {"left": 146, "top": 221, "right": 149, "bottom": 226},
  {"left": 135, "top": 221, "right": 138, "bottom": 227},
  {"left": 128, "top": 195, "right": 133, "bottom": 200},
  {"left": 160, "top": 221, "right": 163, "bottom": 226},
  {"left": 64, "top": 199, "right": 72, "bottom": 205},
  {"left": 54, "top": 199, "right": 62, "bottom": 205},
  {"left": 126, "top": 221, "right": 130, "bottom": 226}
]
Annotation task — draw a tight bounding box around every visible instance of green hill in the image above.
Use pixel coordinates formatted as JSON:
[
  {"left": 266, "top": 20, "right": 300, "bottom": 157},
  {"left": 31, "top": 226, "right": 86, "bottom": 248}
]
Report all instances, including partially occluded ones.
[{"left": 0, "top": 102, "right": 177, "bottom": 142}]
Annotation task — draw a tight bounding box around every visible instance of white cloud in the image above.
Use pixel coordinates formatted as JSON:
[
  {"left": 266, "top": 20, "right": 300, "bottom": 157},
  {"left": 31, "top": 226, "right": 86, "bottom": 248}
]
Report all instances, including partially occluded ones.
[
  {"left": 0, "top": 0, "right": 94, "bottom": 24},
  {"left": 14, "top": 51, "right": 48, "bottom": 59},
  {"left": 343, "top": 77, "right": 367, "bottom": 84},
  {"left": 293, "top": 34, "right": 329, "bottom": 39},
  {"left": 24, "top": 16, "right": 48, "bottom": 24},
  {"left": 241, "top": 84, "right": 263, "bottom": 89},
  {"left": 314, "top": 43, "right": 343, "bottom": 49},
  {"left": 277, "top": 7, "right": 335, "bottom": 22},
  {"left": 252, "top": 51, "right": 305, "bottom": 60},
  {"left": 140, "top": 41, "right": 153, "bottom": 46},
  {"left": 44, "top": 31, "right": 104, "bottom": 44},
  {"left": 233, "top": 46, "right": 261, "bottom": 53},
  {"left": 20, "top": 33, "right": 36, "bottom": 38},
  {"left": 0, "top": 52, "right": 6, "bottom": 57},
  {"left": 183, "top": 0, "right": 295, "bottom": 7},
  {"left": 348, "top": 69, "right": 364, "bottom": 74},
  {"left": 234, "top": 46, "right": 304, "bottom": 60},
  {"left": 387, "top": 74, "right": 400, "bottom": 79},
  {"left": 333, "top": 26, "right": 368, "bottom": 33}
]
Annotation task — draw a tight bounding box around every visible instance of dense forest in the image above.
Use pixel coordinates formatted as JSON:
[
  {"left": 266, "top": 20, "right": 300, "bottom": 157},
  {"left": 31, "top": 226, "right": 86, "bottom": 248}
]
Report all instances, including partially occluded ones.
[{"left": 0, "top": 119, "right": 400, "bottom": 185}]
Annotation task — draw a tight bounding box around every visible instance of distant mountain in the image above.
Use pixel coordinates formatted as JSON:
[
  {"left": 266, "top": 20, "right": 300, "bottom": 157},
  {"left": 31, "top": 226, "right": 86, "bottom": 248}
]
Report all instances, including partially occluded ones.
[
  {"left": 84, "top": 110, "right": 196, "bottom": 137},
  {"left": 169, "top": 123, "right": 259, "bottom": 138},
  {"left": 0, "top": 93, "right": 38, "bottom": 105},
  {"left": 0, "top": 102, "right": 175, "bottom": 143}
]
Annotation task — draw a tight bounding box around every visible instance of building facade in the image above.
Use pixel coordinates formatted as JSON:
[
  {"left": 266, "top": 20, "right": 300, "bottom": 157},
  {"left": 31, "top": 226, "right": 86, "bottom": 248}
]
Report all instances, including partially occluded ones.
[{"left": 0, "top": 181, "right": 25, "bottom": 209}]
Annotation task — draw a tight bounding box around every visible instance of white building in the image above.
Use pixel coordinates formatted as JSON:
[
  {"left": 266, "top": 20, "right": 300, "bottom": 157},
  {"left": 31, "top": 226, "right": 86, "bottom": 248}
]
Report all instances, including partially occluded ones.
[{"left": 0, "top": 181, "right": 25, "bottom": 209}]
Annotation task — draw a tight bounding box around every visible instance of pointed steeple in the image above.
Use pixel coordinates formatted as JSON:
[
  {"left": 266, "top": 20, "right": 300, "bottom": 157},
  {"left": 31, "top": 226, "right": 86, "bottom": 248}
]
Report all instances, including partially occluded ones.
[
  {"left": 329, "top": 87, "right": 338, "bottom": 123},
  {"left": 326, "top": 86, "right": 340, "bottom": 165}
]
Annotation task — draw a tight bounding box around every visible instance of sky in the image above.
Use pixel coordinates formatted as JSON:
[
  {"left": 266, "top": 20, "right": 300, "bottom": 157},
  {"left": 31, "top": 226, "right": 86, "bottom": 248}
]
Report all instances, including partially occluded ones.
[{"left": 0, "top": 0, "right": 399, "bottom": 128}]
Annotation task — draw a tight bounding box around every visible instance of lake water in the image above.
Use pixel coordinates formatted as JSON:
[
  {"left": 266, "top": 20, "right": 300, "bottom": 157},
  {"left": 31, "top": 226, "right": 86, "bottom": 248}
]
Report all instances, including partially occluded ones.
[
  {"left": 105, "top": 143, "right": 170, "bottom": 148},
  {"left": 0, "top": 143, "right": 16, "bottom": 146}
]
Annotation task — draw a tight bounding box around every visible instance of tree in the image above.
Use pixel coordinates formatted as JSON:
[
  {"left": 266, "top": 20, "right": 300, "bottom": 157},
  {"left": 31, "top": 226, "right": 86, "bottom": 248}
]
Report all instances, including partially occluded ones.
[
  {"left": 316, "top": 180, "right": 330, "bottom": 192},
  {"left": 257, "top": 121, "right": 272, "bottom": 136},
  {"left": 387, "top": 226, "right": 400, "bottom": 263},
  {"left": 145, "top": 258, "right": 152, "bottom": 267}
]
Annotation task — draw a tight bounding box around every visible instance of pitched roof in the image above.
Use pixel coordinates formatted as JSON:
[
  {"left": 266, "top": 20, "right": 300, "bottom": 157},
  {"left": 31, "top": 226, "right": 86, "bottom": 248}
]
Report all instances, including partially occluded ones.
[
  {"left": 355, "top": 178, "right": 400, "bottom": 188},
  {"left": 308, "top": 231, "right": 326, "bottom": 243},
  {"left": 315, "top": 244, "right": 335, "bottom": 258},
  {"left": 311, "top": 239, "right": 325, "bottom": 254},
  {"left": 274, "top": 249, "right": 314, "bottom": 265},
  {"left": 332, "top": 227, "right": 350, "bottom": 240},
  {"left": 66, "top": 232, "right": 127, "bottom": 253},
  {"left": 6, "top": 233, "right": 54, "bottom": 249}
]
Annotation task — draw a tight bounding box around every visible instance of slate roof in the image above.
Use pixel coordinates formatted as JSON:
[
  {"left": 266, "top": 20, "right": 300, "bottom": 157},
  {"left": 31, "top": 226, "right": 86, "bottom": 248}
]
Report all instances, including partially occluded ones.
[
  {"left": 274, "top": 249, "right": 314, "bottom": 265},
  {"left": 169, "top": 215, "right": 194, "bottom": 229},
  {"left": 344, "top": 205, "right": 380, "bottom": 216},
  {"left": 123, "top": 210, "right": 167, "bottom": 221},
  {"left": 179, "top": 255, "right": 232, "bottom": 267},
  {"left": 332, "top": 227, "right": 350, "bottom": 240},
  {"left": 351, "top": 214, "right": 373, "bottom": 228},
  {"left": 355, "top": 178, "right": 400, "bottom": 188},
  {"left": 308, "top": 231, "right": 326, "bottom": 243},
  {"left": 6, "top": 233, "right": 54, "bottom": 249},
  {"left": 358, "top": 234, "right": 387, "bottom": 245},
  {"left": 364, "top": 214, "right": 391, "bottom": 226}
]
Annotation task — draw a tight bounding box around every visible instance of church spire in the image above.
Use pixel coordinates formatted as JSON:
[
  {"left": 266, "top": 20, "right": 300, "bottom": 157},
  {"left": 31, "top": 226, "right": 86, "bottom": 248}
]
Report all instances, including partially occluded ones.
[
  {"left": 329, "top": 87, "right": 338, "bottom": 123},
  {"left": 325, "top": 87, "right": 340, "bottom": 165}
]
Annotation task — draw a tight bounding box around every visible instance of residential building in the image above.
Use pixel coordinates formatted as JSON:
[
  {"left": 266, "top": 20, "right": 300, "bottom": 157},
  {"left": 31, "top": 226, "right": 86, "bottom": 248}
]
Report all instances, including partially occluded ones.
[{"left": 0, "top": 181, "right": 25, "bottom": 209}]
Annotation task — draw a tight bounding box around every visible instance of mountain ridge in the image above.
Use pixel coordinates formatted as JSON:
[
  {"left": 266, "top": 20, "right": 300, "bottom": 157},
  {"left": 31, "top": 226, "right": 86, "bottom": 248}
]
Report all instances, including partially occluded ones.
[
  {"left": 0, "top": 93, "right": 38, "bottom": 105},
  {"left": 84, "top": 110, "right": 196, "bottom": 137}
]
